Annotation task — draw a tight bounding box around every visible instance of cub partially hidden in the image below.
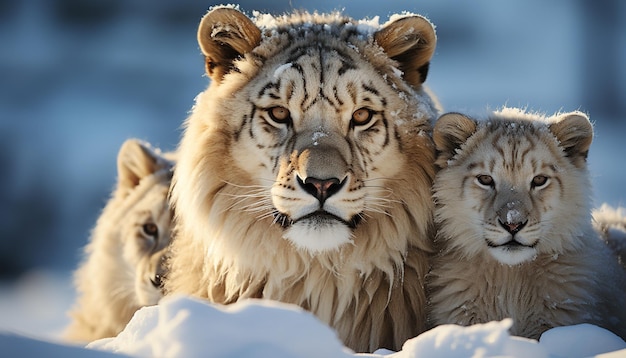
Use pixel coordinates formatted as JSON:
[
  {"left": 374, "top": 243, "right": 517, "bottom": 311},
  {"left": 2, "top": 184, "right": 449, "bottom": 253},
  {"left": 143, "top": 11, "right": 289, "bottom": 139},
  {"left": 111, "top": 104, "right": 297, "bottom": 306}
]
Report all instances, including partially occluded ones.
[
  {"left": 65, "top": 139, "right": 173, "bottom": 342},
  {"left": 427, "top": 108, "right": 626, "bottom": 340},
  {"left": 593, "top": 204, "right": 626, "bottom": 267}
]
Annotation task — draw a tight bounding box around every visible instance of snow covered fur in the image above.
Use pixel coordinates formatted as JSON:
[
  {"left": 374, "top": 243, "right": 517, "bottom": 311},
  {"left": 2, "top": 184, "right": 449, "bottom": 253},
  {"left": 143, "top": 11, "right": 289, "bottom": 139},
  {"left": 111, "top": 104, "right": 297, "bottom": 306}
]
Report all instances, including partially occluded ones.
[
  {"left": 427, "top": 108, "right": 626, "bottom": 340},
  {"left": 65, "top": 139, "right": 174, "bottom": 342},
  {"left": 165, "top": 6, "right": 439, "bottom": 353}
]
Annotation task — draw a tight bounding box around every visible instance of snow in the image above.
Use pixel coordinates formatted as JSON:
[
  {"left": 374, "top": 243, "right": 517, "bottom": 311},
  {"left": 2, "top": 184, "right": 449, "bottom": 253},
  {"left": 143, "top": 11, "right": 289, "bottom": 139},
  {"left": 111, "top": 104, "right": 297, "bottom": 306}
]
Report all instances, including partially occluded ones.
[
  {"left": 273, "top": 63, "right": 293, "bottom": 79},
  {"left": 1, "top": 292, "right": 625, "bottom": 358},
  {"left": 88, "top": 296, "right": 353, "bottom": 358},
  {"left": 506, "top": 209, "right": 521, "bottom": 224}
]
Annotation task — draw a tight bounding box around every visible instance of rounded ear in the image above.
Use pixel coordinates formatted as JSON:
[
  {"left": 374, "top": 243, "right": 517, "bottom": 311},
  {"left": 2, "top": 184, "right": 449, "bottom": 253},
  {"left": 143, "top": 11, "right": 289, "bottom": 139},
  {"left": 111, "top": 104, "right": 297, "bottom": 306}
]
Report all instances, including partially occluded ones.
[
  {"left": 374, "top": 15, "right": 436, "bottom": 88},
  {"left": 197, "top": 7, "right": 261, "bottom": 82},
  {"left": 548, "top": 112, "right": 593, "bottom": 168},
  {"left": 433, "top": 112, "right": 477, "bottom": 168},
  {"left": 117, "top": 139, "right": 172, "bottom": 191}
]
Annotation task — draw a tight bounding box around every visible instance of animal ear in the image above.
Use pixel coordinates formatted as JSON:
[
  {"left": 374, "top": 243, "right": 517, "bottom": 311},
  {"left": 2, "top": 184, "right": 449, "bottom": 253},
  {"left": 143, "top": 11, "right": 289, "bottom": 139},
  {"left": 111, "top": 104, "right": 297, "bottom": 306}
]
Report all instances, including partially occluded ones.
[
  {"left": 117, "top": 139, "right": 171, "bottom": 191},
  {"left": 549, "top": 112, "right": 593, "bottom": 168},
  {"left": 197, "top": 7, "right": 261, "bottom": 82},
  {"left": 433, "top": 112, "right": 477, "bottom": 168},
  {"left": 374, "top": 15, "right": 437, "bottom": 88}
]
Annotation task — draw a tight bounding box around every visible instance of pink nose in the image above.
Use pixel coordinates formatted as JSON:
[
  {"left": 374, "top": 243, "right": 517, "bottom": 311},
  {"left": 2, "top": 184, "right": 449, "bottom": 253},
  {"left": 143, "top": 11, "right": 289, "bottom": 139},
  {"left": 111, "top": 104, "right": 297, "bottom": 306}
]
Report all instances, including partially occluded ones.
[
  {"left": 499, "top": 220, "right": 527, "bottom": 235},
  {"left": 298, "top": 177, "right": 343, "bottom": 204}
]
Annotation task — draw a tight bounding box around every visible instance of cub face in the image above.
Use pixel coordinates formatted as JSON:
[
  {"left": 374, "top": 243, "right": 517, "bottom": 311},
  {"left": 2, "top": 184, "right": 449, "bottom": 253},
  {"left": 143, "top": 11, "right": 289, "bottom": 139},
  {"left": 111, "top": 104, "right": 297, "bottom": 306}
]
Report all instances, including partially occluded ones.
[
  {"left": 116, "top": 139, "right": 173, "bottom": 305},
  {"left": 181, "top": 8, "right": 438, "bottom": 254},
  {"left": 433, "top": 109, "right": 593, "bottom": 265},
  {"left": 119, "top": 182, "right": 170, "bottom": 305}
]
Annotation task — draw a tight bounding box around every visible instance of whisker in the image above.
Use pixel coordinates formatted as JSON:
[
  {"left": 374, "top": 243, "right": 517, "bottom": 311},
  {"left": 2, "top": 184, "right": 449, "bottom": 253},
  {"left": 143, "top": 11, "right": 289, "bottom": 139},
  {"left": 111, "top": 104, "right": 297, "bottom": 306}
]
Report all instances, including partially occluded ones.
[
  {"left": 220, "top": 179, "right": 272, "bottom": 190},
  {"left": 361, "top": 177, "right": 406, "bottom": 183}
]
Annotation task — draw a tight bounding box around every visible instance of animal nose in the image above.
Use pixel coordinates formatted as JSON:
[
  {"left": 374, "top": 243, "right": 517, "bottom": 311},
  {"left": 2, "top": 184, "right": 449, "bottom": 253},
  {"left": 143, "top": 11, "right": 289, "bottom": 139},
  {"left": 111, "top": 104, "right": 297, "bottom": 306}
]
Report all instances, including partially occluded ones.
[
  {"left": 498, "top": 219, "right": 528, "bottom": 235},
  {"left": 298, "top": 176, "right": 344, "bottom": 204}
]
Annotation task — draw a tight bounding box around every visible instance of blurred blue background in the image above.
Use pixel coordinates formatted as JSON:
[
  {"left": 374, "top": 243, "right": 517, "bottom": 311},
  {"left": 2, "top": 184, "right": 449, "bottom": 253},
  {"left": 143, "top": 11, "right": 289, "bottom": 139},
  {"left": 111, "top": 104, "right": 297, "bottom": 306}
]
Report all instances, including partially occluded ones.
[{"left": 0, "top": 0, "right": 624, "bottom": 278}]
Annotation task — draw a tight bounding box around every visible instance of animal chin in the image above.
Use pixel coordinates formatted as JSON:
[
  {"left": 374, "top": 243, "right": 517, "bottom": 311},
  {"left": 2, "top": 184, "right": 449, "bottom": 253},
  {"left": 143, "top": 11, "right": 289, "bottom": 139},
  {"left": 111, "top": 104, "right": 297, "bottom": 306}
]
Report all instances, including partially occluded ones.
[
  {"left": 279, "top": 212, "right": 358, "bottom": 254},
  {"left": 486, "top": 239, "right": 538, "bottom": 265}
]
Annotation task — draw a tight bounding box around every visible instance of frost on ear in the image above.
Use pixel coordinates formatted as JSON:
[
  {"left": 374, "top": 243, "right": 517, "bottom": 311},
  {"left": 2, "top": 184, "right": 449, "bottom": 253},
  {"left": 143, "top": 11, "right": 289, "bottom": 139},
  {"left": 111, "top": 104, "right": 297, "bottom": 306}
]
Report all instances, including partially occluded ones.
[
  {"left": 433, "top": 112, "right": 477, "bottom": 168},
  {"left": 374, "top": 15, "right": 436, "bottom": 88},
  {"left": 548, "top": 112, "right": 593, "bottom": 169},
  {"left": 117, "top": 139, "right": 172, "bottom": 192},
  {"left": 197, "top": 7, "right": 261, "bottom": 82}
]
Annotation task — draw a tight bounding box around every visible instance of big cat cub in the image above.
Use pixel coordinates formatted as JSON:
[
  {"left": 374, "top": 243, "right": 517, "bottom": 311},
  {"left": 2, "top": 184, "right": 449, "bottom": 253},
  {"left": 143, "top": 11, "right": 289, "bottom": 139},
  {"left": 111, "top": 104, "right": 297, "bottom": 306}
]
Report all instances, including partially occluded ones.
[
  {"left": 427, "top": 108, "right": 626, "bottom": 340},
  {"left": 66, "top": 139, "right": 173, "bottom": 342},
  {"left": 164, "top": 6, "right": 440, "bottom": 352}
]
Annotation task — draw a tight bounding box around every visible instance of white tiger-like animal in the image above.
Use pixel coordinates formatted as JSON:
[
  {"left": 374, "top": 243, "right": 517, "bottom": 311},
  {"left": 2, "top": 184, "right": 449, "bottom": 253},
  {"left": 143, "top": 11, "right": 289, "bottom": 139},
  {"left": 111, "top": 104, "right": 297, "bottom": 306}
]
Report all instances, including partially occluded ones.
[
  {"left": 164, "top": 6, "right": 439, "bottom": 352},
  {"left": 427, "top": 108, "right": 626, "bottom": 340},
  {"left": 65, "top": 139, "right": 173, "bottom": 342},
  {"left": 593, "top": 204, "right": 626, "bottom": 267}
]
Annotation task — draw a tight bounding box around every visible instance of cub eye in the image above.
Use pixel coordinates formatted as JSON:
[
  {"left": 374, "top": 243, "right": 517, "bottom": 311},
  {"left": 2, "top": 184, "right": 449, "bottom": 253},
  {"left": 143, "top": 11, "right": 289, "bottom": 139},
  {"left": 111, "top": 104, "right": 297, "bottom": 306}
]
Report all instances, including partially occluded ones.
[
  {"left": 351, "top": 108, "right": 374, "bottom": 126},
  {"left": 476, "top": 175, "right": 495, "bottom": 188},
  {"left": 142, "top": 223, "right": 159, "bottom": 238},
  {"left": 531, "top": 175, "right": 549, "bottom": 189},
  {"left": 268, "top": 106, "right": 291, "bottom": 124},
  {"left": 151, "top": 274, "right": 162, "bottom": 288}
]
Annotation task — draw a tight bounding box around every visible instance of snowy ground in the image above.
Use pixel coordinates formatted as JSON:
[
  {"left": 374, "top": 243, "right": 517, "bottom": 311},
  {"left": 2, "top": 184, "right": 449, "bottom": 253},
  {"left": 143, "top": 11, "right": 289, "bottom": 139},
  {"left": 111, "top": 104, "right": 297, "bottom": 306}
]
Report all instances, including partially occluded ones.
[{"left": 1, "top": 285, "right": 625, "bottom": 358}]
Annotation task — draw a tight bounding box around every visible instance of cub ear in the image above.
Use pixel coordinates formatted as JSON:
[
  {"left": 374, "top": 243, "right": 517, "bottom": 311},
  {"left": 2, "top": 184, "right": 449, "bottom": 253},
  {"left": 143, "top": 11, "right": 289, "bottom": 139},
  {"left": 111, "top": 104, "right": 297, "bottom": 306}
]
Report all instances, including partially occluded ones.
[
  {"left": 548, "top": 111, "right": 593, "bottom": 168},
  {"left": 433, "top": 112, "right": 477, "bottom": 168},
  {"left": 374, "top": 15, "right": 437, "bottom": 88},
  {"left": 117, "top": 139, "right": 172, "bottom": 192},
  {"left": 197, "top": 7, "right": 261, "bottom": 82}
]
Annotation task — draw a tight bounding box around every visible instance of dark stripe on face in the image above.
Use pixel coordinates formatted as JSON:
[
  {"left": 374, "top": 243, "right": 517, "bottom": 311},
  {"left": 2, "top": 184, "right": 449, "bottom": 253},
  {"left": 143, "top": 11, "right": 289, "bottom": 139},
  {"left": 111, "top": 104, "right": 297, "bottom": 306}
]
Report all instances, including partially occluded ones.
[
  {"left": 460, "top": 174, "right": 473, "bottom": 198},
  {"left": 332, "top": 86, "right": 344, "bottom": 106},
  {"left": 234, "top": 107, "right": 255, "bottom": 142},
  {"left": 362, "top": 83, "right": 380, "bottom": 96},
  {"left": 258, "top": 81, "right": 281, "bottom": 99},
  {"left": 338, "top": 59, "right": 357, "bottom": 75},
  {"left": 346, "top": 82, "right": 357, "bottom": 104},
  {"left": 381, "top": 116, "right": 390, "bottom": 147}
]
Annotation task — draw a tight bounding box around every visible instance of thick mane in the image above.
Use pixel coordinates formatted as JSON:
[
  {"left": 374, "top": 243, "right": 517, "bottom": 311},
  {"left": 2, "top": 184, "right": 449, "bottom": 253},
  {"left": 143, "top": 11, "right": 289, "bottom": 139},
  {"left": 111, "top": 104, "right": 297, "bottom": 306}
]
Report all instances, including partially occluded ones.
[
  {"left": 167, "top": 8, "right": 437, "bottom": 352},
  {"left": 168, "top": 107, "right": 434, "bottom": 349}
]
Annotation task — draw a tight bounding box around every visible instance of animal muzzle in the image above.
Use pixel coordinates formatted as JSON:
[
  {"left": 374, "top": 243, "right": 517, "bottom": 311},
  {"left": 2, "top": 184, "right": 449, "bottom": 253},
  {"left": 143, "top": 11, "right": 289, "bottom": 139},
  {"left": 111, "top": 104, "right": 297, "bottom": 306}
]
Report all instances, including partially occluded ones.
[
  {"left": 293, "top": 129, "right": 351, "bottom": 204},
  {"left": 496, "top": 198, "right": 529, "bottom": 236}
]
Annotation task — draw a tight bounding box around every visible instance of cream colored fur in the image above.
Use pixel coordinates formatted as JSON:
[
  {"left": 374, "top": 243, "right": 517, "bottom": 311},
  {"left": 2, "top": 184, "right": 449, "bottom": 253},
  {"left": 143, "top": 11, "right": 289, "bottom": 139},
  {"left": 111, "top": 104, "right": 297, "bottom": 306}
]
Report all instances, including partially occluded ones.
[
  {"left": 428, "top": 108, "right": 626, "bottom": 340},
  {"left": 165, "top": 7, "right": 439, "bottom": 353},
  {"left": 593, "top": 204, "right": 626, "bottom": 267},
  {"left": 65, "top": 139, "right": 173, "bottom": 342}
]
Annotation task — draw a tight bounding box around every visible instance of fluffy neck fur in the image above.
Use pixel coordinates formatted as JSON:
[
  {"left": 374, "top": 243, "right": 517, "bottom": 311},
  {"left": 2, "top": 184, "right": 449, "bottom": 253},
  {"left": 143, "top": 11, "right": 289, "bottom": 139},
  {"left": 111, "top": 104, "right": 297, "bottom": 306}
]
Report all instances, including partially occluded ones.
[
  {"left": 166, "top": 95, "right": 435, "bottom": 353},
  {"left": 428, "top": 225, "right": 626, "bottom": 340},
  {"left": 167, "top": 131, "right": 433, "bottom": 351}
]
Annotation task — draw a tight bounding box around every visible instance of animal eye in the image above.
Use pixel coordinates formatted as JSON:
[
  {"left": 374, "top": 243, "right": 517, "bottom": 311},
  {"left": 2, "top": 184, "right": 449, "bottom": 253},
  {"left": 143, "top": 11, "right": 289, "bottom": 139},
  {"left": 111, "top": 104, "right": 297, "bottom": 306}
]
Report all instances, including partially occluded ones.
[
  {"left": 476, "top": 175, "right": 495, "bottom": 188},
  {"left": 142, "top": 223, "right": 159, "bottom": 238},
  {"left": 531, "top": 175, "right": 549, "bottom": 188},
  {"left": 268, "top": 106, "right": 291, "bottom": 124},
  {"left": 151, "top": 274, "right": 162, "bottom": 288},
  {"left": 351, "top": 108, "right": 374, "bottom": 126}
]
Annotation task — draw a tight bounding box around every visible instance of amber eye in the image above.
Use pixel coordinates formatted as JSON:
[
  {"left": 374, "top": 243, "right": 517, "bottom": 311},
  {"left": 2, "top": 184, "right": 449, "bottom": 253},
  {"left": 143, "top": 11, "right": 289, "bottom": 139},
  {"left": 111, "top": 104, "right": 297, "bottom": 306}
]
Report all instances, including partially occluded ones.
[
  {"left": 351, "top": 108, "right": 374, "bottom": 126},
  {"left": 531, "top": 175, "right": 549, "bottom": 188},
  {"left": 268, "top": 106, "right": 291, "bottom": 124},
  {"left": 142, "top": 223, "right": 159, "bottom": 238},
  {"left": 476, "top": 174, "right": 495, "bottom": 188}
]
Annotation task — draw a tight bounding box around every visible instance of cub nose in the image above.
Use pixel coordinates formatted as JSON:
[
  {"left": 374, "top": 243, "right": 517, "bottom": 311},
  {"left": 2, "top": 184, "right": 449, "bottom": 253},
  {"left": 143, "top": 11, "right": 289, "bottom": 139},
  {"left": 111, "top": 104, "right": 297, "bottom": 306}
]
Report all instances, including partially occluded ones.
[
  {"left": 298, "top": 176, "right": 344, "bottom": 204},
  {"left": 498, "top": 219, "right": 528, "bottom": 235}
]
